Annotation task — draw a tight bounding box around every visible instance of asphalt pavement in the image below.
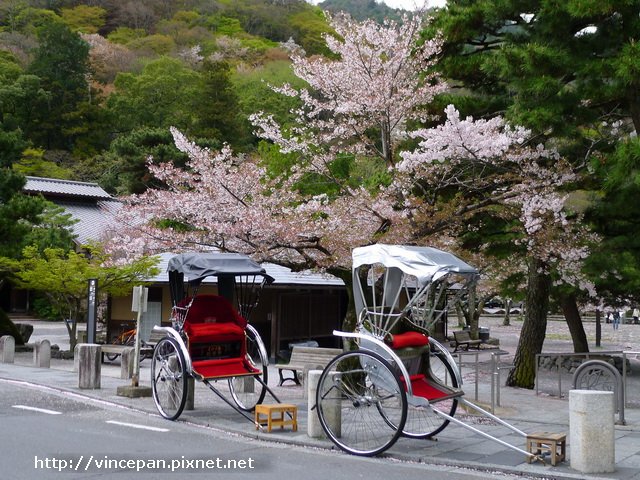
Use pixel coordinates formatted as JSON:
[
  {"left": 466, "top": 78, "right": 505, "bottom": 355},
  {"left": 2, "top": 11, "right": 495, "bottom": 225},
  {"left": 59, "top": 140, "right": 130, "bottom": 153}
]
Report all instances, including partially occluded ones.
[{"left": 3, "top": 318, "right": 640, "bottom": 480}]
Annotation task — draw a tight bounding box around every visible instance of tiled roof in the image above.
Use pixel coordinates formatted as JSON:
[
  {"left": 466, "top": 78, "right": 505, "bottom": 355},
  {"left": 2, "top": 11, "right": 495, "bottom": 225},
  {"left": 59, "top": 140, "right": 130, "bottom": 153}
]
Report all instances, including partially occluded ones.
[
  {"left": 24, "top": 176, "right": 112, "bottom": 199},
  {"left": 56, "top": 200, "right": 121, "bottom": 245},
  {"left": 151, "top": 253, "right": 344, "bottom": 287}
]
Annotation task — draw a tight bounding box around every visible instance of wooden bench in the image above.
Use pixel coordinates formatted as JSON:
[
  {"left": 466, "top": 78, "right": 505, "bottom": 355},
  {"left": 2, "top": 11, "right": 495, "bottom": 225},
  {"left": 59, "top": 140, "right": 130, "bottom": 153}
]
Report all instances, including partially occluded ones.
[
  {"left": 100, "top": 344, "right": 153, "bottom": 363},
  {"left": 100, "top": 329, "right": 163, "bottom": 362},
  {"left": 276, "top": 346, "right": 342, "bottom": 386},
  {"left": 452, "top": 330, "right": 482, "bottom": 352}
]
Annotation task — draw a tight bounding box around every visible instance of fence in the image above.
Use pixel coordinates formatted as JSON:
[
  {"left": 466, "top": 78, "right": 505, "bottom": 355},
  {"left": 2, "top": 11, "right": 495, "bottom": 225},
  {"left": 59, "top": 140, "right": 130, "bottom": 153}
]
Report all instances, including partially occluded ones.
[{"left": 535, "top": 350, "right": 639, "bottom": 408}]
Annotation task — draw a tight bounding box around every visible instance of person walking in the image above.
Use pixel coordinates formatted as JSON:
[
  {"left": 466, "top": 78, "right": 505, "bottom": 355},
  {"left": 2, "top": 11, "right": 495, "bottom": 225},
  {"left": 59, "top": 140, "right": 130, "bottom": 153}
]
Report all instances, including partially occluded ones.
[
  {"left": 633, "top": 308, "right": 639, "bottom": 325},
  {"left": 613, "top": 311, "right": 620, "bottom": 330}
]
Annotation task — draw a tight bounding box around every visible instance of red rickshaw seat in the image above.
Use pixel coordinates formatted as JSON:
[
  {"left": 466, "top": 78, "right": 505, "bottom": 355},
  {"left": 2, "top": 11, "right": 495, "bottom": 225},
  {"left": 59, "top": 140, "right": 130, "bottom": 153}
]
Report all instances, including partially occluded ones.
[
  {"left": 180, "top": 294, "right": 247, "bottom": 345},
  {"left": 192, "top": 357, "right": 261, "bottom": 379},
  {"left": 388, "top": 331, "right": 429, "bottom": 349}
]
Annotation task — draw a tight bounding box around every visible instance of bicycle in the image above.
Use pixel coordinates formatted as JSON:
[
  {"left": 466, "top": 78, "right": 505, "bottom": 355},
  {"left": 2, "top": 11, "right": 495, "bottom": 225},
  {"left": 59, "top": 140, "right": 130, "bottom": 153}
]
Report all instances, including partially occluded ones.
[{"left": 105, "top": 327, "right": 151, "bottom": 361}]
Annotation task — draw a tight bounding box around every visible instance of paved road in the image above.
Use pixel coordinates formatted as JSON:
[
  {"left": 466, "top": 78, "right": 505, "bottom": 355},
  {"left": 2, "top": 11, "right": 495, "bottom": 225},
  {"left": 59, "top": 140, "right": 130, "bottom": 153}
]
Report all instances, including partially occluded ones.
[
  {"left": 0, "top": 379, "right": 538, "bottom": 480},
  {"left": 6, "top": 316, "right": 640, "bottom": 480}
]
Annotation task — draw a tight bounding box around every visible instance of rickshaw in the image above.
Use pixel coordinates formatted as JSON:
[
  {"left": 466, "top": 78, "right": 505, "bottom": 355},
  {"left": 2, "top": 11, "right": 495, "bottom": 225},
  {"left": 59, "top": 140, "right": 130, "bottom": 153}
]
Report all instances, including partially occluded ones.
[
  {"left": 315, "top": 244, "right": 538, "bottom": 459},
  {"left": 150, "top": 252, "right": 281, "bottom": 422}
]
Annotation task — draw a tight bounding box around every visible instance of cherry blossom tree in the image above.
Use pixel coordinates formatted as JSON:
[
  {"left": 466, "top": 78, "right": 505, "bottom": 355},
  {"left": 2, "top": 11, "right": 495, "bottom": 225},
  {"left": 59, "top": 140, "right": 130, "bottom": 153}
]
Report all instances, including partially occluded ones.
[
  {"left": 251, "top": 12, "right": 445, "bottom": 168},
  {"left": 104, "top": 13, "right": 597, "bottom": 388},
  {"left": 396, "top": 106, "right": 598, "bottom": 388},
  {"left": 108, "top": 12, "right": 446, "bottom": 273}
]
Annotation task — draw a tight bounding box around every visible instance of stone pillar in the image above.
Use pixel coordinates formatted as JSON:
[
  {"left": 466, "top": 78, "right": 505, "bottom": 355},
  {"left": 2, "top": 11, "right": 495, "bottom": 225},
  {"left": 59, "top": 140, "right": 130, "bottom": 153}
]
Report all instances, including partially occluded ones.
[
  {"left": 77, "top": 344, "right": 101, "bottom": 389},
  {"left": 33, "top": 339, "right": 51, "bottom": 368},
  {"left": 570, "top": 390, "right": 615, "bottom": 474},
  {"left": 0, "top": 335, "right": 15, "bottom": 363},
  {"left": 308, "top": 370, "right": 341, "bottom": 438},
  {"left": 120, "top": 347, "right": 135, "bottom": 379},
  {"left": 73, "top": 344, "right": 80, "bottom": 372}
]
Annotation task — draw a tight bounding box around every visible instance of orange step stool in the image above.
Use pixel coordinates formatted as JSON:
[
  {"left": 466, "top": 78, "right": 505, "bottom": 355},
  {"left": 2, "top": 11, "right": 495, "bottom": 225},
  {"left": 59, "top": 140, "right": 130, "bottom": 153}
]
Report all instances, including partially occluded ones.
[
  {"left": 255, "top": 403, "right": 298, "bottom": 433},
  {"left": 526, "top": 431, "right": 566, "bottom": 466}
]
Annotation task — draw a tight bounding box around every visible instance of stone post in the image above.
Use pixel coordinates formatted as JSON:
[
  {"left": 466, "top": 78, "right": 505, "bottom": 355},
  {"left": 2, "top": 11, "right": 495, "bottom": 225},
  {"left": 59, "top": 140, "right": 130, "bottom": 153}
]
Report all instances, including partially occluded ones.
[
  {"left": 77, "top": 343, "right": 101, "bottom": 389},
  {"left": 33, "top": 339, "right": 51, "bottom": 368},
  {"left": 73, "top": 344, "right": 80, "bottom": 372},
  {"left": 0, "top": 335, "right": 15, "bottom": 363},
  {"left": 307, "top": 370, "right": 340, "bottom": 438},
  {"left": 570, "top": 390, "right": 615, "bottom": 474},
  {"left": 120, "top": 347, "right": 135, "bottom": 379}
]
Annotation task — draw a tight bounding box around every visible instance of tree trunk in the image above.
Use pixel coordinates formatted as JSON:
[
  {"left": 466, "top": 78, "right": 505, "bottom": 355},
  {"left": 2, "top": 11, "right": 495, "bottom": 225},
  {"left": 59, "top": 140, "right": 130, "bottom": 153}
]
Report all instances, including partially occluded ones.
[
  {"left": 380, "top": 119, "right": 393, "bottom": 167},
  {"left": 506, "top": 258, "right": 551, "bottom": 388},
  {"left": 503, "top": 298, "right": 511, "bottom": 326},
  {"left": 328, "top": 268, "right": 357, "bottom": 350},
  {"left": 455, "top": 303, "right": 467, "bottom": 328},
  {"left": 467, "top": 284, "right": 479, "bottom": 339},
  {"left": 559, "top": 293, "right": 589, "bottom": 353}
]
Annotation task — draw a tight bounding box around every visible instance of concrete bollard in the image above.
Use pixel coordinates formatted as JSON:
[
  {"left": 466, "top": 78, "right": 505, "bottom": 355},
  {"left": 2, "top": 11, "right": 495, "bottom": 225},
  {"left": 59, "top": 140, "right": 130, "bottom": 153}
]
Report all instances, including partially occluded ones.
[
  {"left": 0, "top": 335, "right": 15, "bottom": 363},
  {"left": 307, "top": 370, "right": 340, "bottom": 438},
  {"left": 73, "top": 344, "right": 80, "bottom": 372},
  {"left": 120, "top": 347, "right": 134, "bottom": 379},
  {"left": 570, "top": 390, "right": 615, "bottom": 474},
  {"left": 33, "top": 339, "right": 51, "bottom": 368},
  {"left": 77, "top": 343, "right": 101, "bottom": 389}
]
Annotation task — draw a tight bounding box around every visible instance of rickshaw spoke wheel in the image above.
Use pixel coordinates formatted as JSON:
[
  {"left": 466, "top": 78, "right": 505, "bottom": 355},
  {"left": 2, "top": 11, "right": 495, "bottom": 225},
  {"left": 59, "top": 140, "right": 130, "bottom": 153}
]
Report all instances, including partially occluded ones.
[
  {"left": 402, "top": 351, "right": 459, "bottom": 439},
  {"left": 228, "top": 327, "right": 267, "bottom": 411},
  {"left": 316, "top": 350, "right": 407, "bottom": 456},
  {"left": 151, "top": 337, "right": 188, "bottom": 420}
]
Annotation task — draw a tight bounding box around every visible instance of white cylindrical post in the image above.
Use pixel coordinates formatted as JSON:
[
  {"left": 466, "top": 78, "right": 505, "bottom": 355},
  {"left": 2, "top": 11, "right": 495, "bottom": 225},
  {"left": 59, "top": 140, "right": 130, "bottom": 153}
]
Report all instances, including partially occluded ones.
[
  {"left": 308, "top": 370, "right": 340, "bottom": 438},
  {"left": 569, "top": 390, "right": 615, "bottom": 473}
]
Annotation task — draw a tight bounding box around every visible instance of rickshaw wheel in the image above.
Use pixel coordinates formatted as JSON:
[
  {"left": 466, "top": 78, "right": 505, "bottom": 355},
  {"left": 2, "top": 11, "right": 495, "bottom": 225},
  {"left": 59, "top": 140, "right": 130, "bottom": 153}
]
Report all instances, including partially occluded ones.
[
  {"left": 228, "top": 326, "right": 267, "bottom": 411},
  {"left": 151, "top": 337, "right": 188, "bottom": 420},
  {"left": 402, "top": 350, "right": 459, "bottom": 439},
  {"left": 316, "top": 350, "right": 407, "bottom": 457}
]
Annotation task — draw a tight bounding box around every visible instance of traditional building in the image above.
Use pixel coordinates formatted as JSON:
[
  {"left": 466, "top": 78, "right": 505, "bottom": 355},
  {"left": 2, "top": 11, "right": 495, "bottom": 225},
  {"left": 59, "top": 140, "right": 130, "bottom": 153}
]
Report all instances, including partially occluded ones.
[{"left": 10, "top": 176, "right": 346, "bottom": 358}]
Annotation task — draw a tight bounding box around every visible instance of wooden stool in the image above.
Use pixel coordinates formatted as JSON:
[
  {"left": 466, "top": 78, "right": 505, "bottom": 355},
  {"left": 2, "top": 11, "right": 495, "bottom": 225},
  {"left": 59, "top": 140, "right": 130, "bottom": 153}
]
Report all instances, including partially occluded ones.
[
  {"left": 526, "top": 432, "right": 567, "bottom": 466},
  {"left": 255, "top": 403, "right": 298, "bottom": 433}
]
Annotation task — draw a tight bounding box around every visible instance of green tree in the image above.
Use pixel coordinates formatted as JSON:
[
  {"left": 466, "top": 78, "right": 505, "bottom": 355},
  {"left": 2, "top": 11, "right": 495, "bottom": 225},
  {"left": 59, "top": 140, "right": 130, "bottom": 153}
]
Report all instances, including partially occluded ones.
[
  {"left": 0, "top": 169, "right": 76, "bottom": 342},
  {"left": 587, "top": 138, "right": 640, "bottom": 307},
  {"left": 191, "top": 59, "right": 249, "bottom": 148},
  {"left": 12, "top": 146, "right": 73, "bottom": 178},
  {"left": 27, "top": 19, "right": 91, "bottom": 150},
  {"left": 60, "top": 5, "right": 107, "bottom": 34},
  {"left": 15, "top": 245, "right": 160, "bottom": 351},
  {"left": 108, "top": 57, "right": 201, "bottom": 133},
  {"left": 430, "top": 0, "right": 640, "bottom": 387},
  {"left": 86, "top": 127, "right": 193, "bottom": 195}
]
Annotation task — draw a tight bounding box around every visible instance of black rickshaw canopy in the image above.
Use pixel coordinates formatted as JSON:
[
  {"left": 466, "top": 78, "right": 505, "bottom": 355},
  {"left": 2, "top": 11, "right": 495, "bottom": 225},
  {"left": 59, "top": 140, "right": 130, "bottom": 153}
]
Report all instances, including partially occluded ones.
[
  {"left": 167, "top": 252, "right": 275, "bottom": 285},
  {"left": 167, "top": 252, "right": 274, "bottom": 314}
]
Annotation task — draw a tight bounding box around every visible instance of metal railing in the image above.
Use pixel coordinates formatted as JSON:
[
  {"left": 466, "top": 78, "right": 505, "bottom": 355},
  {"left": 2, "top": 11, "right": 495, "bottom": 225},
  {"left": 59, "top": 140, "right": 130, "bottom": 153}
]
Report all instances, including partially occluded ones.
[
  {"left": 452, "top": 350, "right": 480, "bottom": 401},
  {"left": 535, "top": 350, "right": 639, "bottom": 408},
  {"left": 451, "top": 349, "right": 514, "bottom": 412},
  {"left": 490, "top": 351, "right": 514, "bottom": 413}
]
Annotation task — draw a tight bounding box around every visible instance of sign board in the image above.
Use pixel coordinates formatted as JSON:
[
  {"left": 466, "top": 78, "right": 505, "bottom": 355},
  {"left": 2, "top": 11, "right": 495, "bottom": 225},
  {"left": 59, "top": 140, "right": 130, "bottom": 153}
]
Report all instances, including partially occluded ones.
[
  {"left": 131, "top": 286, "right": 148, "bottom": 313},
  {"left": 86, "top": 279, "right": 98, "bottom": 344}
]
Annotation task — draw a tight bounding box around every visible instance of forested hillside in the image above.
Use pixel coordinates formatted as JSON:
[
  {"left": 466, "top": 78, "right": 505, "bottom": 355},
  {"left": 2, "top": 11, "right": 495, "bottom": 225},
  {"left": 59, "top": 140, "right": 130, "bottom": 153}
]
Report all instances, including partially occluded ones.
[
  {"left": 318, "top": 0, "right": 403, "bottom": 22},
  {"left": 0, "top": 0, "right": 342, "bottom": 194}
]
